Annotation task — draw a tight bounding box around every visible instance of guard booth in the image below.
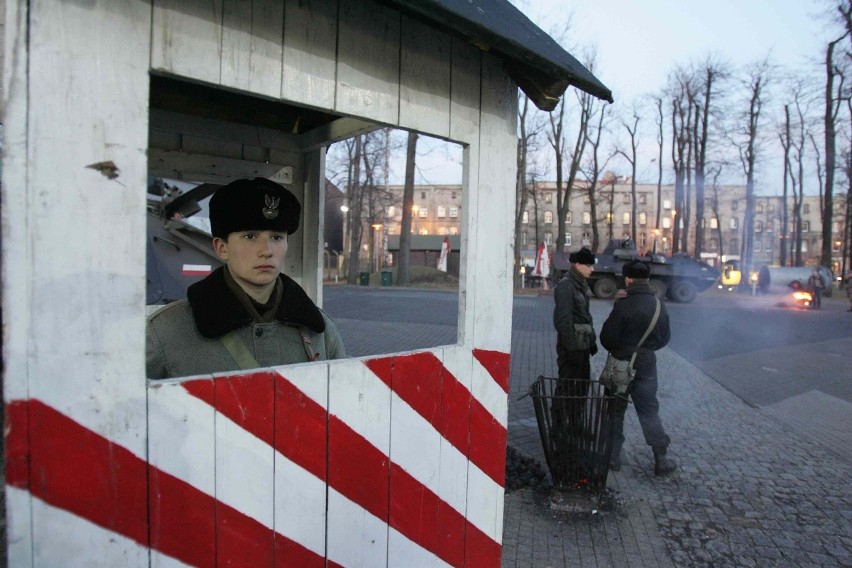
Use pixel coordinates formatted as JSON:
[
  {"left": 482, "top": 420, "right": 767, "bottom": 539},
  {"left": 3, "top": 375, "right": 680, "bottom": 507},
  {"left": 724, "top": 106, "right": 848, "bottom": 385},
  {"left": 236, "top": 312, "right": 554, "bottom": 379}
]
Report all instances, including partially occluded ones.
[{"left": 1, "top": 1, "right": 610, "bottom": 566}]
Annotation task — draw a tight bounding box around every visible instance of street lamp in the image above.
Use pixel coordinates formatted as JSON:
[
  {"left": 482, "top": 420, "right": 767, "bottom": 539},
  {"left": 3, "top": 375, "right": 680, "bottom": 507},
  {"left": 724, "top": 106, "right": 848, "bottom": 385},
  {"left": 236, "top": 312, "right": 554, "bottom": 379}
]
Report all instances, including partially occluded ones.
[
  {"left": 340, "top": 205, "right": 350, "bottom": 275},
  {"left": 371, "top": 223, "right": 383, "bottom": 272}
]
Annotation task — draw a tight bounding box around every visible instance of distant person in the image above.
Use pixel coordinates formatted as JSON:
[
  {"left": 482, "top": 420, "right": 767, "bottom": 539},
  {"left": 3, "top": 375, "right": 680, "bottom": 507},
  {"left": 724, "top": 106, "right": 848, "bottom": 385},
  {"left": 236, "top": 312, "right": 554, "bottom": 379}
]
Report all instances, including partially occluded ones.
[
  {"left": 807, "top": 268, "right": 826, "bottom": 309},
  {"left": 600, "top": 260, "right": 677, "bottom": 476},
  {"left": 147, "top": 177, "right": 346, "bottom": 379},
  {"left": 550, "top": 248, "right": 599, "bottom": 459}
]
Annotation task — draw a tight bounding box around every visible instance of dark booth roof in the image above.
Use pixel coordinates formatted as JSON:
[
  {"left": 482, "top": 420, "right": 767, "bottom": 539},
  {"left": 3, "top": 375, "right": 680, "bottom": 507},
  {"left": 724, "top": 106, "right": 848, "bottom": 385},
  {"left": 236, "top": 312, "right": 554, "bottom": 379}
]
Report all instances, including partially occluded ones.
[{"left": 379, "top": 0, "right": 613, "bottom": 110}]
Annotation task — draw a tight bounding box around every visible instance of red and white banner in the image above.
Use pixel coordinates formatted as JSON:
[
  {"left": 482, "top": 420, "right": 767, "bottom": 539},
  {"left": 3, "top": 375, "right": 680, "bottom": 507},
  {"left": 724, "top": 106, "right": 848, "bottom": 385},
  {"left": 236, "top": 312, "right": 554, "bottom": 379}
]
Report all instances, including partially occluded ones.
[
  {"left": 532, "top": 242, "right": 550, "bottom": 279},
  {"left": 437, "top": 237, "right": 450, "bottom": 272},
  {"left": 6, "top": 348, "right": 510, "bottom": 567}
]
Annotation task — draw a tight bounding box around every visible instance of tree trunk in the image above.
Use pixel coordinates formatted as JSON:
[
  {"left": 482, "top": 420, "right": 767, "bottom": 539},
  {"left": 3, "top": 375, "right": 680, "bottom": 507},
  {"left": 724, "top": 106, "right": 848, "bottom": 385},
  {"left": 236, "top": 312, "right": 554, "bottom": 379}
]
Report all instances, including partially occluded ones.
[{"left": 397, "top": 132, "right": 418, "bottom": 285}]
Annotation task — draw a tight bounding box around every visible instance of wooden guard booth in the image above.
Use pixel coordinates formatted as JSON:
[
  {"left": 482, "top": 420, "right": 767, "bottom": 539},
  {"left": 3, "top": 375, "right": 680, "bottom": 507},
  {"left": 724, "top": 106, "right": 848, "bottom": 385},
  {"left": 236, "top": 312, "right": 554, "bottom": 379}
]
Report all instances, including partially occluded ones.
[{"left": 1, "top": 1, "right": 610, "bottom": 565}]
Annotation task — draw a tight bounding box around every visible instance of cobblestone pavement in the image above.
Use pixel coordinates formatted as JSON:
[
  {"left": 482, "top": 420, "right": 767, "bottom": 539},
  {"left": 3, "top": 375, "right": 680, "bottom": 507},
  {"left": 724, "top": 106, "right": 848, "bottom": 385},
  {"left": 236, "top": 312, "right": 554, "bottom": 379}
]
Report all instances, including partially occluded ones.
[{"left": 503, "top": 291, "right": 852, "bottom": 568}]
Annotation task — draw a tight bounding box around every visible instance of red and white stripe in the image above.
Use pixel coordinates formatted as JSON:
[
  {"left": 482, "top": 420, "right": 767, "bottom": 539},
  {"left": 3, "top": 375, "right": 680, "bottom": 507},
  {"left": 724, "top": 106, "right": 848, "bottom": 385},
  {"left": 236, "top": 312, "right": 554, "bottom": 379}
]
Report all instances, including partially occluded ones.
[
  {"left": 181, "top": 264, "right": 213, "bottom": 276},
  {"left": 5, "top": 347, "right": 510, "bottom": 567}
]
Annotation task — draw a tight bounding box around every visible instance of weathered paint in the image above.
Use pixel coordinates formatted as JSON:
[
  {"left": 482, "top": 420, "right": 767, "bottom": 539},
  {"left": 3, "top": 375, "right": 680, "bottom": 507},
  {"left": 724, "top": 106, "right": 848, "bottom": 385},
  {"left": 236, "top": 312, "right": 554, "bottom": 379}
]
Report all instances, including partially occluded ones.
[{"left": 3, "top": 0, "right": 517, "bottom": 566}]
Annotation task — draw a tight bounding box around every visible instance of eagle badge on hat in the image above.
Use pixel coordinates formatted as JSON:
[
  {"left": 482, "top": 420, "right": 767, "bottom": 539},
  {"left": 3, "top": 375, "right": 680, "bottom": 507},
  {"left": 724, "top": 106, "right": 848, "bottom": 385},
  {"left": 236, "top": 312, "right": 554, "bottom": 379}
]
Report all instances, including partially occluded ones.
[{"left": 262, "top": 194, "right": 281, "bottom": 220}]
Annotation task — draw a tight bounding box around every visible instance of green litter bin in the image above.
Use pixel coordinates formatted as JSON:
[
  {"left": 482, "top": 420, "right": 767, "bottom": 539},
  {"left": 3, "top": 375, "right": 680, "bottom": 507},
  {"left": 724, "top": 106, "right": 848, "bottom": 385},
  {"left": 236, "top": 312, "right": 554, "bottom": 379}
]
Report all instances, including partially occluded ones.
[
  {"left": 381, "top": 271, "right": 392, "bottom": 287},
  {"left": 359, "top": 271, "right": 370, "bottom": 286}
]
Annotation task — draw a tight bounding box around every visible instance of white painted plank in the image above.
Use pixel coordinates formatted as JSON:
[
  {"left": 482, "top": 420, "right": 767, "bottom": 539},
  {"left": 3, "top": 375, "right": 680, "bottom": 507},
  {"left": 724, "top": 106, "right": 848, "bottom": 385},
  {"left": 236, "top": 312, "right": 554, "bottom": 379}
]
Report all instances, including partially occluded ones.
[
  {"left": 150, "top": 109, "right": 301, "bottom": 153},
  {"left": 147, "top": 378, "right": 216, "bottom": 566},
  {"left": 300, "top": 149, "right": 324, "bottom": 303},
  {"left": 388, "top": 527, "right": 451, "bottom": 568},
  {"left": 30, "top": 494, "right": 149, "bottom": 568},
  {"left": 450, "top": 38, "right": 482, "bottom": 347},
  {"left": 152, "top": 0, "right": 223, "bottom": 84},
  {"left": 221, "top": 0, "right": 283, "bottom": 98},
  {"left": 148, "top": 148, "right": 294, "bottom": 184},
  {"left": 214, "top": 374, "right": 275, "bottom": 532},
  {"left": 272, "top": 364, "right": 330, "bottom": 561},
  {"left": 281, "top": 0, "right": 338, "bottom": 109},
  {"left": 326, "top": 490, "right": 389, "bottom": 568},
  {"left": 26, "top": 0, "right": 150, "bottom": 451},
  {"left": 327, "top": 360, "right": 391, "bottom": 567},
  {"left": 468, "top": 53, "right": 516, "bottom": 354},
  {"left": 438, "top": 347, "right": 472, "bottom": 515},
  {"left": 398, "top": 16, "right": 451, "bottom": 138},
  {"left": 5, "top": 487, "right": 33, "bottom": 567},
  {"left": 336, "top": 0, "right": 400, "bottom": 124}
]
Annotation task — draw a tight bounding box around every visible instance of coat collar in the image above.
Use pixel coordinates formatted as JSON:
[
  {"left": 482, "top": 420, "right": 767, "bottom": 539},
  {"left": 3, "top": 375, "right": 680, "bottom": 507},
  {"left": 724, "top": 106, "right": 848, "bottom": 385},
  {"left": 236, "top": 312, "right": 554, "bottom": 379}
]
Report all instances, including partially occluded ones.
[{"left": 187, "top": 267, "right": 326, "bottom": 338}]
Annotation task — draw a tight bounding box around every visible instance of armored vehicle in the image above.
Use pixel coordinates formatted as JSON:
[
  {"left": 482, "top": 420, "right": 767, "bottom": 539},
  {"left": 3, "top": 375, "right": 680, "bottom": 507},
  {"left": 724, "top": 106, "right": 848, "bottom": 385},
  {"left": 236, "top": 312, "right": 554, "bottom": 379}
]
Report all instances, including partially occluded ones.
[
  {"left": 147, "top": 179, "right": 222, "bottom": 305},
  {"left": 554, "top": 239, "right": 720, "bottom": 303}
]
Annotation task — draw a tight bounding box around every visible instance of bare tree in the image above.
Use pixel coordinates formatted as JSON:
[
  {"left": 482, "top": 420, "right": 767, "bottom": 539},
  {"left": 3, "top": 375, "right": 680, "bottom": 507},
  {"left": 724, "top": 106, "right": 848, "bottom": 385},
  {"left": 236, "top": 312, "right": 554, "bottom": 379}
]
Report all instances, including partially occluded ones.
[
  {"left": 615, "top": 106, "right": 640, "bottom": 240},
  {"left": 733, "top": 58, "right": 772, "bottom": 277},
  {"left": 514, "top": 93, "right": 544, "bottom": 286},
  {"left": 397, "top": 131, "right": 418, "bottom": 286},
  {"left": 346, "top": 136, "right": 365, "bottom": 284},
  {"left": 821, "top": 33, "right": 849, "bottom": 266},
  {"left": 778, "top": 105, "right": 792, "bottom": 266},
  {"left": 581, "top": 104, "right": 613, "bottom": 252},
  {"left": 669, "top": 69, "right": 691, "bottom": 253},
  {"left": 691, "top": 57, "right": 727, "bottom": 258},
  {"left": 654, "top": 97, "right": 665, "bottom": 232}
]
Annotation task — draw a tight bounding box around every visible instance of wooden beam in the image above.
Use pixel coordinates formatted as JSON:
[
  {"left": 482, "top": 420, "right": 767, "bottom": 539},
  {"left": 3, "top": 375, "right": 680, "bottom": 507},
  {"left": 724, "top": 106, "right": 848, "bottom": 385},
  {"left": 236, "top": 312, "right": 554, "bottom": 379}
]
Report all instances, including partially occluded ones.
[{"left": 298, "top": 116, "right": 380, "bottom": 152}]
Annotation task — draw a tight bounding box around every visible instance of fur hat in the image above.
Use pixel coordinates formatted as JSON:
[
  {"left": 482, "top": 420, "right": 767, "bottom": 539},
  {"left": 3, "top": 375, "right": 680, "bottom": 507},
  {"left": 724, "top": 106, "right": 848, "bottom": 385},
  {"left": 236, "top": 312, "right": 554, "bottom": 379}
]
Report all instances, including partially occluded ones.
[
  {"left": 209, "top": 178, "right": 300, "bottom": 238},
  {"left": 622, "top": 260, "right": 651, "bottom": 279},
  {"left": 568, "top": 247, "right": 596, "bottom": 266}
]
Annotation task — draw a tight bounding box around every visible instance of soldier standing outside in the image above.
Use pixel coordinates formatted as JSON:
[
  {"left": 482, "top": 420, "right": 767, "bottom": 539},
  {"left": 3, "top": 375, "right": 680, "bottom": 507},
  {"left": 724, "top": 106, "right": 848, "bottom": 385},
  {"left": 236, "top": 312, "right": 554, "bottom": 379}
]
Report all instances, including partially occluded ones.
[
  {"left": 550, "top": 248, "right": 599, "bottom": 467},
  {"left": 147, "top": 177, "right": 346, "bottom": 379},
  {"left": 600, "top": 260, "right": 677, "bottom": 476},
  {"left": 807, "top": 268, "right": 826, "bottom": 309}
]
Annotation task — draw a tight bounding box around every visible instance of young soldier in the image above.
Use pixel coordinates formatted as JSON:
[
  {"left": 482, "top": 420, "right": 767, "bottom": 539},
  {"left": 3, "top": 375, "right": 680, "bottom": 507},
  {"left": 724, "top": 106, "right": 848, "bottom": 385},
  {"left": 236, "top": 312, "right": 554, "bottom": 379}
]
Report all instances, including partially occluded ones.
[
  {"left": 147, "top": 177, "right": 345, "bottom": 379},
  {"left": 600, "top": 260, "right": 676, "bottom": 476}
]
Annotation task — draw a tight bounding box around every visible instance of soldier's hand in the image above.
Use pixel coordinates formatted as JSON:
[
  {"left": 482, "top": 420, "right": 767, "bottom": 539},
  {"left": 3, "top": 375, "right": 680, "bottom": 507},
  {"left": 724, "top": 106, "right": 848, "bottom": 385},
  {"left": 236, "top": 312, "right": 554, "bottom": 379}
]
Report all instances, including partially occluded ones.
[{"left": 614, "top": 289, "right": 628, "bottom": 300}]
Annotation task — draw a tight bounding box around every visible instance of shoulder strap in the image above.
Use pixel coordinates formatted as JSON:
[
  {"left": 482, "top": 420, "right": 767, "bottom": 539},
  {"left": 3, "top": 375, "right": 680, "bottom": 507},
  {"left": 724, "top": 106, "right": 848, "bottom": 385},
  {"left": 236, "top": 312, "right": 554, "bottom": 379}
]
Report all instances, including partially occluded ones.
[
  {"left": 299, "top": 327, "right": 321, "bottom": 361},
  {"left": 629, "top": 298, "right": 661, "bottom": 367},
  {"left": 221, "top": 331, "right": 260, "bottom": 370}
]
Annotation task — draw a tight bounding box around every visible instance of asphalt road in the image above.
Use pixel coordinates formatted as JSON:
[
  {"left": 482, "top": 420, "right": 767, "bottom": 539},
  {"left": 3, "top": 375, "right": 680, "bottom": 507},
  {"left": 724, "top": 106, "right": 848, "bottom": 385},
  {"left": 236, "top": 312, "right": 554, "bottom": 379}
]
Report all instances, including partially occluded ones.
[{"left": 324, "top": 284, "right": 852, "bottom": 409}]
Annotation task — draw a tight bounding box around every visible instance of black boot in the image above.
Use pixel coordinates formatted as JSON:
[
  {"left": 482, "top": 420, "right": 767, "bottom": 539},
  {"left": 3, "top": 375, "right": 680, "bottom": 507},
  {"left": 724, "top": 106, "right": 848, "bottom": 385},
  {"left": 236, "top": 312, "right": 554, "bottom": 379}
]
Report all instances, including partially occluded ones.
[{"left": 654, "top": 449, "right": 678, "bottom": 476}]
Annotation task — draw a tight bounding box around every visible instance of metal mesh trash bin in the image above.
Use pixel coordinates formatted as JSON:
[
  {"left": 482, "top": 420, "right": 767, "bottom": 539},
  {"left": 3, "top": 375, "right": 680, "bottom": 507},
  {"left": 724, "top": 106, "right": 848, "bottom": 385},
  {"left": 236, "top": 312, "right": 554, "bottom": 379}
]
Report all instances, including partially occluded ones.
[{"left": 530, "top": 376, "right": 616, "bottom": 493}]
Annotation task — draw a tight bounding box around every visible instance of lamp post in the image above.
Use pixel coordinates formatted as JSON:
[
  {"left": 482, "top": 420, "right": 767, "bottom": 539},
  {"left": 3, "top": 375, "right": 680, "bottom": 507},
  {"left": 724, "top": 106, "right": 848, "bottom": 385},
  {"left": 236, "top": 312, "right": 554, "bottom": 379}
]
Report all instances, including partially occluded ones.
[
  {"left": 371, "top": 223, "right": 382, "bottom": 273},
  {"left": 340, "top": 204, "right": 350, "bottom": 276}
]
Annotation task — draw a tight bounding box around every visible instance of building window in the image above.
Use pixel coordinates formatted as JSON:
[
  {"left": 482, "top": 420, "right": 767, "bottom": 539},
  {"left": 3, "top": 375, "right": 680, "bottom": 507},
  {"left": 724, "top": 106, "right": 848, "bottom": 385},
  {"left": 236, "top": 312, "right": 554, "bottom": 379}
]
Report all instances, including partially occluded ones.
[
  {"left": 622, "top": 193, "right": 631, "bottom": 204},
  {"left": 661, "top": 237, "right": 669, "bottom": 253},
  {"left": 583, "top": 211, "right": 591, "bottom": 225},
  {"left": 419, "top": 207, "right": 428, "bottom": 218},
  {"left": 438, "top": 227, "right": 448, "bottom": 235},
  {"left": 451, "top": 192, "right": 457, "bottom": 199},
  {"left": 581, "top": 232, "right": 591, "bottom": 246},
  {"left": 662, "top": 217, "right": 672, "bottom": 229},
  {"left": 833, "top": 239, "right": 842, "bottom": 252},
  {"left": 710, "top": 217, "right": 718, "bottom": 229},
  {"left": 754, "top": 241, "right": 762, "bottom": 252},
  {"left": 802, "top": 220, "right": 810, "bottom": 231},
  {"left": 421, "top": 191, "right": 426, "bottom": 199},
  {"left": 622, "top": 212, "right": 630, "bottom": 225},
  {"left": 639, "top": 212, "right": 647, "bottom": 226},
  {"left": 768, "top": 203, "right": 775, "bottom": 213},
  {"left": 419, "top": 228, "right": 429, "bottom": 235},
  {"left": 522, "top": 211, "right": 529, "bottom": 224},
  {"left": 663, "top": 199, "right": 672, "bottom": 210},
  {"left": 766, "top": 219, "right": 775, "bottom": 232},
  {"left": 565, "top": 211, "right": 572, "bottom": 224},
  {"left": 729, "top": 238, "right": 738, "bottom": 251},
  {"left": 606, "top": 212, "right": 613, "bottom": 224},
  {"left": 639, "top": 233, "right": 646, "bottom": 248},
  {"left": 521, "top": 231, "right": 528, "bottom": 246},
  {"left": 801, "top": 240, "right": 808, "bottom": 252},
  {"left": 437, "top": 205, "right": 446, "bottom": 218},
  {"left": 545, "top": 192, "right": 552, "bottom": 203},
  {"left": 755, "top": 221, "right": 762, "bottom": 233},
  {"left": 544, "top": 211, "right": 554, "bottom": 224},
  {"left": 449, "top": 227, "right": 458, "bottom": 235},
  {"left": 565, "top": 233, "right": 572, "bottom": 247},
  {"left": 730, "top": 218, "right": 738, "bottom": 230},
  {"left": 449, "top": 206, "right": 458, "bottom": 218},
  {"left": 709, "top": 239, "right": 718, "bottom": 251},
  {"left": 544, "top": 232, "right": 553, "bottom": 246},
  {"left": 766, "top": 239, "right": 773, "bottom": 252},
  {"left": 756, "top": 202, "right": 763, "bottom": 214},
  {"left": 639, "top": 193, "right": 648, "bottom": 205},
  {"left": 803, "top": 203, "right": 810, "bottom": 214},
  {"left": 731, "top": 200, "right": 739, "bottom": 211}
]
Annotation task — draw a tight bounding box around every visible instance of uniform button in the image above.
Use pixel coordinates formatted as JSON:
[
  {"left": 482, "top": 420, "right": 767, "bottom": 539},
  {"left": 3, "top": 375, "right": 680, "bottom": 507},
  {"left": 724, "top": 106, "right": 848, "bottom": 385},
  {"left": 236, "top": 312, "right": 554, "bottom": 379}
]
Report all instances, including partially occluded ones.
[{"left": 255, "top": 328, "right": 263, "bottom": 337}]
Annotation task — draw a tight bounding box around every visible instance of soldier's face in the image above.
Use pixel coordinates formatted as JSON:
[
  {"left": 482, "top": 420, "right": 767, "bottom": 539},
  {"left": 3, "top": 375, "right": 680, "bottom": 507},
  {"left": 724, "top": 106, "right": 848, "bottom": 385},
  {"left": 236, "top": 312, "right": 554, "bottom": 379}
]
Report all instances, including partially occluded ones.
[
  {"left": 575, "top": 263, "right": 594, "bottom": 278},
  {"left": 214, "top": 230, "right": 288, "bottom": 297}
]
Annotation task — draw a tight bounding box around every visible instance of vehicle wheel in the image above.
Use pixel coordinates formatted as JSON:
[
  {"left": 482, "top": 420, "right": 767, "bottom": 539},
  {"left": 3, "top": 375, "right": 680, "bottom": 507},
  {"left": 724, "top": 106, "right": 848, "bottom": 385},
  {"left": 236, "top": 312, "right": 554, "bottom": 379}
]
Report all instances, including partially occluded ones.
[
  {"left": 592, "top": 277, "right": 618, "bottom": 299},
  {"left": 669, "top": 280, "right": 697, "bottom": 303},
  {"left": 649, "top": 278, "right": 667, "bottom": 299}
]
